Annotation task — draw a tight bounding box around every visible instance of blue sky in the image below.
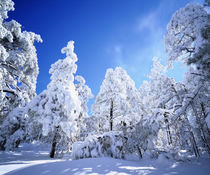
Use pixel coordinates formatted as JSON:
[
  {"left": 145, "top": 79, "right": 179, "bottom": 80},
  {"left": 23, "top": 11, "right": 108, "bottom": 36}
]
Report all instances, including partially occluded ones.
[{"left": 11, "top": 0, "right": 202, "bottom": 107}]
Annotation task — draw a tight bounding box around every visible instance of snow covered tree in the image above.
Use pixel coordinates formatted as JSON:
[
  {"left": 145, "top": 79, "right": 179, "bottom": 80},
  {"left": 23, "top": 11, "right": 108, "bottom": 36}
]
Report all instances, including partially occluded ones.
[
  {"left": 136, "top": 58, "right": 203, "bottom": 159},
  {"left": 0, "top": 0, "right": 42, "bottom": 150},
  {"left": 165, "top": 2, "right": 210, "bottom": 156},
  {"left": 136, "top": 58, "right": 178, "bottom": 156},
  {"left": 0, "top": 0, "right": 42, "bottom": 121},
  {"left": 165, "top": 2, "right": 209, "bottom": 79},
  {"left": 173, "top": 69, "right": 210, "bottom": 155},
  {"left": 0, "top": 106, "right": 27, "bottom": 150},
  {"left": 204, "top": 0, "right": 210, "bottom": 6},
  {"left": 92, "top": 67, "right": 141, "bottom": 133},
  {"left": 75, "top": 75, "right": 93, "bottom": 140},
  {"left": 75, "top": 75, "right": 93, "bottom": 118},
  {"left": 123, "top": 112, "right": 165, "bottom": 160},
  {"left": 26, "top": 41, "right": 81, "bottom": 158}
]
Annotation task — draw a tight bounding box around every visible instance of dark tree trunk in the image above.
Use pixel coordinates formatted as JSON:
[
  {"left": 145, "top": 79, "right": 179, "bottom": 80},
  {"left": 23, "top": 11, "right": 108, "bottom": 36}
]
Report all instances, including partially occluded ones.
[
  {"left": 50, "top": 126, "right": 59, "bottom": 158},
  {"left": 167, "top": 124, "right": 172, "bottom": 145},
  {"left": 190, "top": 131, "right": 200, "bottom": 158},
  {"left": 110, "top": 100, "right": 113, "bottom": 131},
  {"left": 164, "top": 111, "right": 172, "bottom": 145},
  {"left": 172, "top": 85, "right": 200, "bottom": 156},
  {"left": 200, "top": 103, "right": 210, "bottom": 153},
  {"left": 0, "top": 138, "right": 6, "bottom": 151},
  {"left": 200, "top": 128, "right": 210, "bottom": 153},
  {"left": 137, "top": 146, "right": 142, "bottom": 159}
]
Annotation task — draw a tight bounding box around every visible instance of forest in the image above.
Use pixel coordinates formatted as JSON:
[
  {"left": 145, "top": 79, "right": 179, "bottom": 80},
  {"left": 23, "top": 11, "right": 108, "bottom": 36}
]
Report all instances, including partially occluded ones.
[{"left": 0, "top": 0, "right": 209, "bottom": 173}]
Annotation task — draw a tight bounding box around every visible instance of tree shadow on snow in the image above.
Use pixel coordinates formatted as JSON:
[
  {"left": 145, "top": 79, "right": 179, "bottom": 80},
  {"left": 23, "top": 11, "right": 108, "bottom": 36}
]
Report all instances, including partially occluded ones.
[
  {"left": 4, "top": 157, "right": 210, "bottom": 175},
  {"left": 0, "top": 148, "right": 51, "bottom": 164}
]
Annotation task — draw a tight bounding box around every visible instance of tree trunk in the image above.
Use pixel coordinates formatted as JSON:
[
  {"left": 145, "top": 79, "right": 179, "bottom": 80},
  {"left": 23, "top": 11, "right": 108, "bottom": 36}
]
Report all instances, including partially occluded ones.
[
  {"left": 137, "top": 146, "right": 142, "bottom": 159},
  {"left": 0, "top": 138, "right": 6, "bottom": 151},
  {"left": 164, "top": 111, "right": 172, "bottom": 145},
  {"left": 190, "top": 130, "right": 200, "bottom": 158},
  {"left": 167, "top": 124, "right": 172, "bottom": 145},
  {"left": 200, "top": 103, "right": 210, "bottom": 153},
  {"left": 172, "top": 86, "right": 200, "bottom": 156},
  {"left": 200, "top": 128, "right": 210, "bottom": 153},
  {"left": 50, "top": 126, "right": 59, "bottom": 158},
  {"left": 110, "top": 100, "right": 113, "bottom": 131}
]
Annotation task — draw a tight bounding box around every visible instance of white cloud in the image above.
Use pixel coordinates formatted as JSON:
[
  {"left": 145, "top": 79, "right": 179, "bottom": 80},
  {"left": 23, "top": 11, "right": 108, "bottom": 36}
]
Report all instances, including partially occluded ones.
[
  {"left": 138, "top": 11, "right": 158, "bottom": 32},
  {"left": 125, "top": 1, "right": 168, "bottom": 79},
  {"left": 114, "top": 45, "right": 122, "bottom": 54},
  {"left": 112, "top": 45, "right": 125, "bottom": 67},
  {"left": 108, "top": 0, "right": 202, "bottom": 87}
]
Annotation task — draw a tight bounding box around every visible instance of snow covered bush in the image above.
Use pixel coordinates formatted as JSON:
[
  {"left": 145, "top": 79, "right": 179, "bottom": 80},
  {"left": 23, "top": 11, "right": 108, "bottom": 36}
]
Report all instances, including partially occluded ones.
[
  {"left": 0, "top": 106, "right": 27, "bottom": 150},
  {"left": 72, "top": 113, "right": 163, "bottom": 161},
  {"left": 72, "top": 131, "right": 126, "bottom": 160}
]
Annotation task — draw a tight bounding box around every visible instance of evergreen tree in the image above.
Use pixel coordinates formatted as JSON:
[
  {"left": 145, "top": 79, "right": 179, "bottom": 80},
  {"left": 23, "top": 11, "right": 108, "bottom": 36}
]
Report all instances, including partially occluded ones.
[
  {"left": 92, "top": 67, "right": 141, "bottom": 133},
  {"left": 75, "top": 75, "right": 93, "bottom": 140},
  {"left": 27, "top": 41, "right": 81, "bottom": 158},
  {"left": 0, "top": 0, "right": 42, "bottom": 150},
  {"left": 165, "top": 2, "right": 210, "bottom": 156}
]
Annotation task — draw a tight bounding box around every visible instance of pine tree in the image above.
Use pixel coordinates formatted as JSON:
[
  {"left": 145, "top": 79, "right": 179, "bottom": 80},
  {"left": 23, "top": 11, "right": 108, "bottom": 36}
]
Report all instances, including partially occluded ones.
[
  {"left": 27, "top": 41, "right": 81, "bottom": 158},
  {"left": 165, "top": 2, "right": 210, "bottom": 156},
  {"left": 92, "top": 67, "right": 141, "bottom": 133},
  {"left": 0, "top": 0, "right": 42, "bottom": 150},
  {"left": 75, "top": 75, "right": 93, "bottom": 140}
]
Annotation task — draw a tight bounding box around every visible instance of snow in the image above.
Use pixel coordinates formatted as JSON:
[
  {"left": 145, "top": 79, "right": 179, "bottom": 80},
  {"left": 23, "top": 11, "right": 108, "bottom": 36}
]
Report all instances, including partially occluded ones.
[
  {"left": 72, "top": 131, "right": 125, "bottom": 160},
  {"left": 206, "top": 113, "right": 210, "bottom": 129},
  {"left": 0, "top": 1, "right": 210, "bottom": 174},
  {"left": 0, "top": 142, "right": 62, "bottom": 175},
  {"left": 1, "top": 143, "right": 210, "bottom": 175}
]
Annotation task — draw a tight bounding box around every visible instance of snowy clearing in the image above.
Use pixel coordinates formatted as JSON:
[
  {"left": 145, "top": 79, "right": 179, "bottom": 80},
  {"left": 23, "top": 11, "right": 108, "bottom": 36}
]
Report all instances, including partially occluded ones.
[
  {"left": 1, "top": 143, "right": 210, "bottom": 175},
  {"left": 0, "top": 1, "right": 210, "bottom": 175}
]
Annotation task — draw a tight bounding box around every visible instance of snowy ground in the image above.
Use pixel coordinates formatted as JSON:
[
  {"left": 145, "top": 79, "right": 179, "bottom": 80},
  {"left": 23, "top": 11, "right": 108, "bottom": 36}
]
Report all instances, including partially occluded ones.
[{"left": 1, "top": 143, "right": 210, "bottom": 175}]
